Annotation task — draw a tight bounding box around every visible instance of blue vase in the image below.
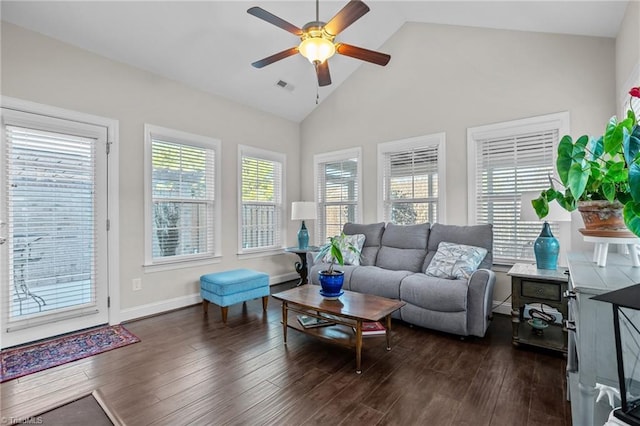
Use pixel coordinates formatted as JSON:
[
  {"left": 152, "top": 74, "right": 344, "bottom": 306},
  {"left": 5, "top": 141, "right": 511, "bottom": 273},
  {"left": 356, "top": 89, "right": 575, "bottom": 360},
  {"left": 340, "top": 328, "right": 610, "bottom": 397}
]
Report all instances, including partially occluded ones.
[
  {"left": 318, "top": 271, "right": 344, "bottom": 296},
  {"left": 534, "top": 221, "right": 560, "bottom": 270},
  {"left": 297, "top": 220, "right": 309, "bottom": 249}
]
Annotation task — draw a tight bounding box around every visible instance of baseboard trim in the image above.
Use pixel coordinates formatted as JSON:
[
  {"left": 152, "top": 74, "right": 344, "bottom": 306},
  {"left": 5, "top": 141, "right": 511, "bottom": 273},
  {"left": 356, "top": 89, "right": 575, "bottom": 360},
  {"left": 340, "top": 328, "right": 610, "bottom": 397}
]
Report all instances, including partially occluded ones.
[
  {"left": 492, "top": 300, "right": 512, "bottom": 316},
  {"left": 118, "top": 272, "right": 298, "bottom": 323}
]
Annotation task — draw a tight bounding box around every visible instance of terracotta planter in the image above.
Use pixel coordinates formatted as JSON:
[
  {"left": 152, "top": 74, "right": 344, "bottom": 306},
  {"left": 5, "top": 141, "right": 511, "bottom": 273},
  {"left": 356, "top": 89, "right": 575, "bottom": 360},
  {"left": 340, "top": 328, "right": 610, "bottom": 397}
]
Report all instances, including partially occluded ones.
[{"left": 577, "top": 200, "right": 633, "bottom": 236}]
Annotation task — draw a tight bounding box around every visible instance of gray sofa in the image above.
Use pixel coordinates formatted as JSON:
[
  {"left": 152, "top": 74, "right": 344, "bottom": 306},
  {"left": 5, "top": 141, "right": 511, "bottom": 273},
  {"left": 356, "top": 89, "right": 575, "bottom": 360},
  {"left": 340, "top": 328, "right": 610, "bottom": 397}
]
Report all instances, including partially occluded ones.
[{"left": 308, "top": 222, "right": 496, "bottom": 338}]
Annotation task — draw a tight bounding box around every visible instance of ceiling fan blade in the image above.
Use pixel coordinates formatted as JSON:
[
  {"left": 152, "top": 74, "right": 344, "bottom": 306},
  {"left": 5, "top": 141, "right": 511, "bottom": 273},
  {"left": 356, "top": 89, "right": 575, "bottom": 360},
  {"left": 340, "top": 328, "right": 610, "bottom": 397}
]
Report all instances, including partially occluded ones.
[
  {"left": 316, "top": 61, "right": 332, "bottom": 87},
  {"left": 324, "top": 0, "right": 370, "bottom": 36},
  {"left": 247, "top": 6, "right": 303, "bottom": 36},
  {"left": 335, "top": 43, "right": 390, "bottom": 66},
  {"left": 251, "top": 47, "right": 299, "bottom": 68}
]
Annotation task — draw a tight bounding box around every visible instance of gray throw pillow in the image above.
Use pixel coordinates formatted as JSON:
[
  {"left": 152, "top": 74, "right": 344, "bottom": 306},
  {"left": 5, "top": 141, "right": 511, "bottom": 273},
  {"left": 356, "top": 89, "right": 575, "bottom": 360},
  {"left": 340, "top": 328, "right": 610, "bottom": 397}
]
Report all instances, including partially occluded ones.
[
  {"left": 425, "top": 242, "right": 488, "bottom": 280},
  {"left": 323, "top": 234, "right": 366, "bottom": 266}
]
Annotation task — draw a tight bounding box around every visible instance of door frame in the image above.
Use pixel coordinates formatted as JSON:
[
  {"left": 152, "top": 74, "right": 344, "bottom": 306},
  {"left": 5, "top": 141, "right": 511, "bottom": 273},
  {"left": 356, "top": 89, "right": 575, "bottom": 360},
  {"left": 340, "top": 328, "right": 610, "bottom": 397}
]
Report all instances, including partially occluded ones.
[{"left": 0, "top": 96, "right": 120, "bottom": 349}]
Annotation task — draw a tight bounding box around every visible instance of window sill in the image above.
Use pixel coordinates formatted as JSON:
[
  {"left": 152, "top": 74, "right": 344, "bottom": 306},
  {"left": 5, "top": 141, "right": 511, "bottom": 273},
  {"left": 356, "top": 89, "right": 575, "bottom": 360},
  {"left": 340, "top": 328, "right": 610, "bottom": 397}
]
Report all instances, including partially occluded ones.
[
  {"left": 237, "top": 247, "right": 285, "bottom": 260},
  {"left": 143, "top": 255, "right": 222, "bottom": 273}
]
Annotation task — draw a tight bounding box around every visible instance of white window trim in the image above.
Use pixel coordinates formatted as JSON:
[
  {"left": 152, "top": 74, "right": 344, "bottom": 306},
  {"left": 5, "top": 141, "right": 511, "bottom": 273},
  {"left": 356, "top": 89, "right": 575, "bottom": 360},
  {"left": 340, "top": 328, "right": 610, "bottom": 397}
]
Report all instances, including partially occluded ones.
[
  {"left": 0, "top": 96, "right": 121, "bottom": 327},
  {"left": 377, "top": 133, "right": 446, "bottom": 224},
  {"left": 467, "top": 111, "right": 570, "bottom": 265},
  {"left": 143, "top": 124, "right": 221, "bottom": 270},
  {"left": 237, "top": 144, "right": 286, "bottom": 256},
  {"left": 313, "top": 147, "right": 363, "bottom": 245}
]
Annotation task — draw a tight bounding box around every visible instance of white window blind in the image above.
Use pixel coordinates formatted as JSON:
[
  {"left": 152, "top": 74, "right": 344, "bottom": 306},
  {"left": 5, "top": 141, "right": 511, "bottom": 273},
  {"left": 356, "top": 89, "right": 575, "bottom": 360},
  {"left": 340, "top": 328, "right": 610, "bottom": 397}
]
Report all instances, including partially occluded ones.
[
  {"left": 382, "top": 145, "right": 439, "bottom": 225},
  {"left": 5, "top": 125, "right": 96, "bottom": 319},
  {"left": 472, "top": 128, "right": 559, "bottom": 263},
  {"left": 150, "top": 135, "right": 216, "bottom": 262},
  {"left": 240, "top": 147, "right": 284, "bottom": 251},
  {"left": 315, "top": 150, "right": 361, "bottom": 243}
]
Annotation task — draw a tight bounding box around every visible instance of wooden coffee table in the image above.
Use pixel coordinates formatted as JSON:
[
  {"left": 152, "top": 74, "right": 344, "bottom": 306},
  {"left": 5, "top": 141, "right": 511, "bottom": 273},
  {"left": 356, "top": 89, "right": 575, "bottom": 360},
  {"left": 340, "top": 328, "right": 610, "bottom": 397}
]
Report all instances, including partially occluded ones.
[{"left": 272, "top": 285, "right": 406, "bottom": 374}]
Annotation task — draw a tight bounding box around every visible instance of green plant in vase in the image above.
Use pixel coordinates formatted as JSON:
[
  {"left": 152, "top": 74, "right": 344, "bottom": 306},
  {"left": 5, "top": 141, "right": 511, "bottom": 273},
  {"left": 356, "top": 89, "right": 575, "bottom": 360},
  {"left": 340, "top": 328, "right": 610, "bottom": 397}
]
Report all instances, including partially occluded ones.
[
  {"left": 314, "top": 233, "right": 361, "bottom": 297},
  {"left": 533, "top": 87, "right": 640, "bottom": 236}
]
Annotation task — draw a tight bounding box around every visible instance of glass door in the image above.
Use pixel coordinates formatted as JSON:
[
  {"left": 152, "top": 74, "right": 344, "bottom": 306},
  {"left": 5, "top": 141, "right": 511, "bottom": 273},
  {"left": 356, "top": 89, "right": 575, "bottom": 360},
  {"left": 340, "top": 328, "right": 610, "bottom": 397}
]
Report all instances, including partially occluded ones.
[{"left": 1, "top": 108, "right": 109, "bottom": 348}]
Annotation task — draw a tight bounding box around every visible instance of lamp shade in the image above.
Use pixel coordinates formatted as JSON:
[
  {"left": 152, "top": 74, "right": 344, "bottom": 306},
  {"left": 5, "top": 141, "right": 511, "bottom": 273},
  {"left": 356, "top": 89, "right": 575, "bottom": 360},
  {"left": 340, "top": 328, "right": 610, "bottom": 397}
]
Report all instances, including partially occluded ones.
[
  {"left": 520, "top": 192, "right": 572, "bottom": 222},
  {"left": 298, "top": 37, "right": 335, "bottom": 64},
  {"left": 291, "top": 201, "right": 317, "bottom": 221}
]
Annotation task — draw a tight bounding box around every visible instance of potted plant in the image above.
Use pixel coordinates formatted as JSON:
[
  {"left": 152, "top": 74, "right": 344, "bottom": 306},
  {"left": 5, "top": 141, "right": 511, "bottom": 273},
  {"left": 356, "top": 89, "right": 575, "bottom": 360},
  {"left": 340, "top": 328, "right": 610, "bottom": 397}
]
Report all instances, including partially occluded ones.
[
  {"left": 314, "top": 233, "right": 361, "bottom": 298},
  {"left": 532, "top": 87, "right": 640, "bottom": 236}
]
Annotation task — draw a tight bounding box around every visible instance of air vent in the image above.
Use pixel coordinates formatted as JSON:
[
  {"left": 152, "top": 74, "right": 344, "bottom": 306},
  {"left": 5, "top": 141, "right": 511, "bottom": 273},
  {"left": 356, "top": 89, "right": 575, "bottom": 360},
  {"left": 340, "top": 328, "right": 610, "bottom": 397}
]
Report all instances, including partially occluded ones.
[{"left": 275, "top": 80, "right": 295, "bottom": 92}]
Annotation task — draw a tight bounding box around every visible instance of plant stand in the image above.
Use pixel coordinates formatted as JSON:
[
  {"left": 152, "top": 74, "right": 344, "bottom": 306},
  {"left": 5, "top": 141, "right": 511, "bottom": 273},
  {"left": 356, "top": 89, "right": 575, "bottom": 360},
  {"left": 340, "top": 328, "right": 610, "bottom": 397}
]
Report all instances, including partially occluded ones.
[{"left": 582, "top": 235, "right": 640, "bottom": 267}]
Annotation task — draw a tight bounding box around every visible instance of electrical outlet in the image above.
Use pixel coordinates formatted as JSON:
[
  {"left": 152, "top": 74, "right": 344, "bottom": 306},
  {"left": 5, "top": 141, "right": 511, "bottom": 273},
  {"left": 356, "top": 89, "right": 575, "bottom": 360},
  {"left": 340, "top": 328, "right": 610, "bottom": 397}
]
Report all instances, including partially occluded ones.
[{"left": 132, "top": 278, "right": 142, "bottom": 291}]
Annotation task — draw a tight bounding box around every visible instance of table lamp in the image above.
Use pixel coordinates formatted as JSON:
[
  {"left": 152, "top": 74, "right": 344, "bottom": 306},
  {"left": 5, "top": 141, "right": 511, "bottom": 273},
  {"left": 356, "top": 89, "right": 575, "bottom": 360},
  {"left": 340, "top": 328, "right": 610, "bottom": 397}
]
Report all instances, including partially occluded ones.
[
  {"left": 520, "top": 191, "right": 572, "bottom": 270},
  {"left": 291, "top": 201, "right": 316, "bottom": 249}
]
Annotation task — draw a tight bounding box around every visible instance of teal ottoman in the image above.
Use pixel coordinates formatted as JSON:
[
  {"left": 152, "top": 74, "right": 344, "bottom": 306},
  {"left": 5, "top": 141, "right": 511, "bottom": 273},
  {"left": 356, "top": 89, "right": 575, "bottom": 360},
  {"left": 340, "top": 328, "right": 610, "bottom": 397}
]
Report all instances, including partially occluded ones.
[{"left": 200, "top": 269, "right": 270, "bottom": 323}]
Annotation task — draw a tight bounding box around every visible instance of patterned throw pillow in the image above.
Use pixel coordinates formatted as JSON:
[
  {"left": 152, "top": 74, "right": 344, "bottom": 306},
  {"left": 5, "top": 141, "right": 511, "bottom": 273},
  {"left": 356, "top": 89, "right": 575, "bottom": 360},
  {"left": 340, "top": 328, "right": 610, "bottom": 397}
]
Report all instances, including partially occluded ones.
[
  {"left": 323, "top": 234, "right": 366, "bottom": 266},
  {"left": 425, "top": 242, "right": 488, "bottom": 280}
]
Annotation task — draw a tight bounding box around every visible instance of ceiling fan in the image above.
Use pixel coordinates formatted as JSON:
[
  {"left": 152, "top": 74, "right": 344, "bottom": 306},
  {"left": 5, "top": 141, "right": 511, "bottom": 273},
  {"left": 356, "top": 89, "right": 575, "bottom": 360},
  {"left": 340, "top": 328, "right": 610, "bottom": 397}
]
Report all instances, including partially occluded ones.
[{"left": 247, "top": 0, "right": 391, "bottom": 87}]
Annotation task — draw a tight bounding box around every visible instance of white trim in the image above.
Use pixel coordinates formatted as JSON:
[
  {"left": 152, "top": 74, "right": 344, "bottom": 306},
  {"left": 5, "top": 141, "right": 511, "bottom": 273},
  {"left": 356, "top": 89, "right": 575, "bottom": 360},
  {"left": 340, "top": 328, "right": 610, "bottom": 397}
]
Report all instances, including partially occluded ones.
[
  {"left": 0, "top": 96, "right": 120, "bottom": 345},
  {"left": 119, "top": 272, "right": 297, "bottom": 323},
  {"left": 237, "top": 248, "right": 286, "bottom": 260},
  {"left": 143, "top": 124, "right": 222, "bottom": 266},
  {"left": 377, "top": 132, "right": 446, "bottom": 224},
  {"left": 313, "top": 147, "right": 363, "bottom": 245},
  {"left": 237, "top": 144, "right": 287, "bottom": 254},
  {"left": 466, "top": 111, "right": 570, "bottom": 224},
  {"left": 143, "top": 255, "right": 222, "bottom": 273}
]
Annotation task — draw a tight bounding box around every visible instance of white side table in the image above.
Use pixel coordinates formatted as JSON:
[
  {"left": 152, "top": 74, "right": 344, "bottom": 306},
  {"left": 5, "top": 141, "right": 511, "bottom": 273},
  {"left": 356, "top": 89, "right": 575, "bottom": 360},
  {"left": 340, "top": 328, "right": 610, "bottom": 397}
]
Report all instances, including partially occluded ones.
[{"left": 582, "top": 235, "right": 640, "bottom": 267}]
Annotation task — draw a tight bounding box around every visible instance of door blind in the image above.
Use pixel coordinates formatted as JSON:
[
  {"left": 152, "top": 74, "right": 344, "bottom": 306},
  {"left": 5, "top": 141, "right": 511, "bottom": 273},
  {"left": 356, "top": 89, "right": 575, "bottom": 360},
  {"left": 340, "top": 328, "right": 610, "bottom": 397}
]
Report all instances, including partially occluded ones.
[
  {"left": 151, "top": 137, "right": 215, "bottom": 260},
  {"left": 474, "top": 129, "right": 558, "bottom": 263},
  {"left": 241, "top": 155, "right": 282, "bottom": 250},
  {"left": 316, "top": 157, "right": 359, "bottom": 243},
  {"left": 5, "top": 125, "right": 97, "bottom": 319},
  {"left": 382, "top": 145, "right": 439, "bottom": 224}
]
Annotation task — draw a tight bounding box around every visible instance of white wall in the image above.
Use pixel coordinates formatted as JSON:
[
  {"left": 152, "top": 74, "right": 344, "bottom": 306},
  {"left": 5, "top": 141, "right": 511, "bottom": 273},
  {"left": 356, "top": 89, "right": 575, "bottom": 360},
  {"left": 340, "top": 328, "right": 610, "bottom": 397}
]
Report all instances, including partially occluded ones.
[
  {"left": 300, "top": 22, "right": 616, "bottom": 302},
  {"left": 1, "top": 23, "right": 302, "bottom": 317},
  {"left": 616, "top": 0, "right": 640, "bottom": 101}
]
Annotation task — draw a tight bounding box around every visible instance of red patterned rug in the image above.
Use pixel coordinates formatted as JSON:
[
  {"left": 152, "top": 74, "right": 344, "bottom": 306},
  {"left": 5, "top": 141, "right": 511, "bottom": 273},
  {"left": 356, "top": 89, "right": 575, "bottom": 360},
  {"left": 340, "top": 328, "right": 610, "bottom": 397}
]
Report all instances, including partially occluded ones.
[{"left": 0, "top": 325, "right": 140, "bottom": 383}]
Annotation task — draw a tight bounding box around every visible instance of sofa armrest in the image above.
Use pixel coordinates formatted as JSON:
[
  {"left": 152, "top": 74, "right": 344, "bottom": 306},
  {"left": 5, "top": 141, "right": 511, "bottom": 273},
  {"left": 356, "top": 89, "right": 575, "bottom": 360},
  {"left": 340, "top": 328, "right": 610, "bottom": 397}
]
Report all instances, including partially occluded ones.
[
  {"left": 466, "top": 268, "right": 496, "bottom": 337},
  {"left": 306, "top": 250, "right": 320, "bottom": 268}
]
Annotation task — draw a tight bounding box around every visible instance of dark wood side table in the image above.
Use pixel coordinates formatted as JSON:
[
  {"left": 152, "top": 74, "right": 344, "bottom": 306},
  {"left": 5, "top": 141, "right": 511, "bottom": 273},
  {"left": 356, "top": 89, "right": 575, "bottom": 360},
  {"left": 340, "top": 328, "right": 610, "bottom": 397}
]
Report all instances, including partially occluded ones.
[
  {"left": 284, "top": 246, "right": 319, "bottom": 286},
  {"left": 508, "top": 263, "right": 569, "bottom": 355}
]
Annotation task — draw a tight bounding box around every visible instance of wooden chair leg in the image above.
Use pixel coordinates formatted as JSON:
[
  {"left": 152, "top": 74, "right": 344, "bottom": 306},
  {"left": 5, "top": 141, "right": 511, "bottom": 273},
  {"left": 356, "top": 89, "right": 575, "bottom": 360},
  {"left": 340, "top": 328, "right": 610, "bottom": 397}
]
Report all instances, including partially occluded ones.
[
  {"left": 262, "top": 296, "right": 268, "bottom": 311},
  {"left": 221, "top": 306, "right": 228, "bottom": 323},
  {"left": 202, "top": 300, "right": 209, "bottom": 317}
]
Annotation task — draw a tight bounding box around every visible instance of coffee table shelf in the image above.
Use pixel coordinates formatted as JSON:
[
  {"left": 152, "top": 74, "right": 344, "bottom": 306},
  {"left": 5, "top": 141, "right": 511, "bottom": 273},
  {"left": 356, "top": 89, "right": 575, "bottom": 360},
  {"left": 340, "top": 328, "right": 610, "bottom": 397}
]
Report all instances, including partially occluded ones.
[{"left": 272, "top": 285, "right": 405, "bottom": 373}]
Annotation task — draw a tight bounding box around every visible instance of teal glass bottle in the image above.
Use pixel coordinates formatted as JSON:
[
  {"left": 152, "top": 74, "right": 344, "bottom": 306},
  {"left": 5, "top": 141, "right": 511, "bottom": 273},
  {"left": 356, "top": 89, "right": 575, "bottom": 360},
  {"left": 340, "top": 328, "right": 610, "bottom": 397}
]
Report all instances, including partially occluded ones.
[{"left": 534, "top": 221, "right": 560, "bottom": 270}]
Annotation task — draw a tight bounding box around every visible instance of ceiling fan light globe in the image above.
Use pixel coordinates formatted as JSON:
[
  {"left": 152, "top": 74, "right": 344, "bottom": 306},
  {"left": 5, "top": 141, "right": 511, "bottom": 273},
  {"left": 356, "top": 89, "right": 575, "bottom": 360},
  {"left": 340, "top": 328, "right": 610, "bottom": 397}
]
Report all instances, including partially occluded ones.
[{"left": 299, "top": 37, "right": 335, "bottom": 64}]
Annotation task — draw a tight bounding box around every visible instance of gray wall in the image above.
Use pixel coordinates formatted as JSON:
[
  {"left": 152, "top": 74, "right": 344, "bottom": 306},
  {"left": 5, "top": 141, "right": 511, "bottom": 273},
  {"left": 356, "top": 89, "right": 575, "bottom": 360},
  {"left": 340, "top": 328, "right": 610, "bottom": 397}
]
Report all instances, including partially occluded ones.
[
  {"left": 300, "top": 22, "right": 616, "bottom": 302},
  {"left": 1, "top": 22, "right": 302, "bottom": 314},
  {"left": 3, "top": 9, "right": 635, "bottom": 315}
]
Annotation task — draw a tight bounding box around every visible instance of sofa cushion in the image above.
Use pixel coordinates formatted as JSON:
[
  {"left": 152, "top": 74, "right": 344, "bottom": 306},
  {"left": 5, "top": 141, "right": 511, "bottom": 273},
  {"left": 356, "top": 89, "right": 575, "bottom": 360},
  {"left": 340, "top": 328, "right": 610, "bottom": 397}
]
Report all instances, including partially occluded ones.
[
  {"left": 349, "top": 266, "right": 410, "bottom": 300},
  {"left": 425, "top": 242, "right": 488, "bottom": 279},
  {"left": 343, "top": 222, "right": 385, "bottom": 266},
  {"left": 322, "top": 233, "right": 366, "bottom": 266},
  {"left": 376, "top": 223, "right": 429, "bottom": 272},
  {"left": 400, "top": 273, "right": 468, "bottom": 312},
  {"left": 423, "top": 223, "right": 493, "bottom": 271}
]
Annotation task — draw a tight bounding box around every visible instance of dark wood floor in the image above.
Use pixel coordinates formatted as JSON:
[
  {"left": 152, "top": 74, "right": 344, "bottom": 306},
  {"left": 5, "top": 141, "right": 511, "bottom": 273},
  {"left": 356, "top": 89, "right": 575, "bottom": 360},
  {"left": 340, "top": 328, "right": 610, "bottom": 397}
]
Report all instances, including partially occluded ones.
[{"left": 1, "top": 282, "right": 571, "bottom": 425}]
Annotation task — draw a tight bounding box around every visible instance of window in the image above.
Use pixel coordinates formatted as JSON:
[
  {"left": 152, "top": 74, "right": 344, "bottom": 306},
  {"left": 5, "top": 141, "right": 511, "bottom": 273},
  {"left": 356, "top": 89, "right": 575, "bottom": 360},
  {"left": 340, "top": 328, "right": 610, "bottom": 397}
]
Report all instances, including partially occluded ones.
[
  {"left": 144, "top": 125, "right": 220, "bottom": 266},
  {"left": 314, "top": 148, "right": 362, "bottom": 244},
  {"left": 378, "top": 133, "right": 445, "bottom": 225},
  {"left": 238, "top": 145, "right": 285, "bottom": 253},
  {"left": 467, "top": 112, "right": 570, "bottom": 264}
]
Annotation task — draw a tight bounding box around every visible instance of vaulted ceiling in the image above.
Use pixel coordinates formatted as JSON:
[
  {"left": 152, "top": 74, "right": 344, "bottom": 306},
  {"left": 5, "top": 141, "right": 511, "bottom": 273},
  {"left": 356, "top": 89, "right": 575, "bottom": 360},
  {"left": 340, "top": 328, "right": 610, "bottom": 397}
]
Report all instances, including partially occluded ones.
[{"left": 1, "top": 1, "right": 629, "bottom": 122}]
